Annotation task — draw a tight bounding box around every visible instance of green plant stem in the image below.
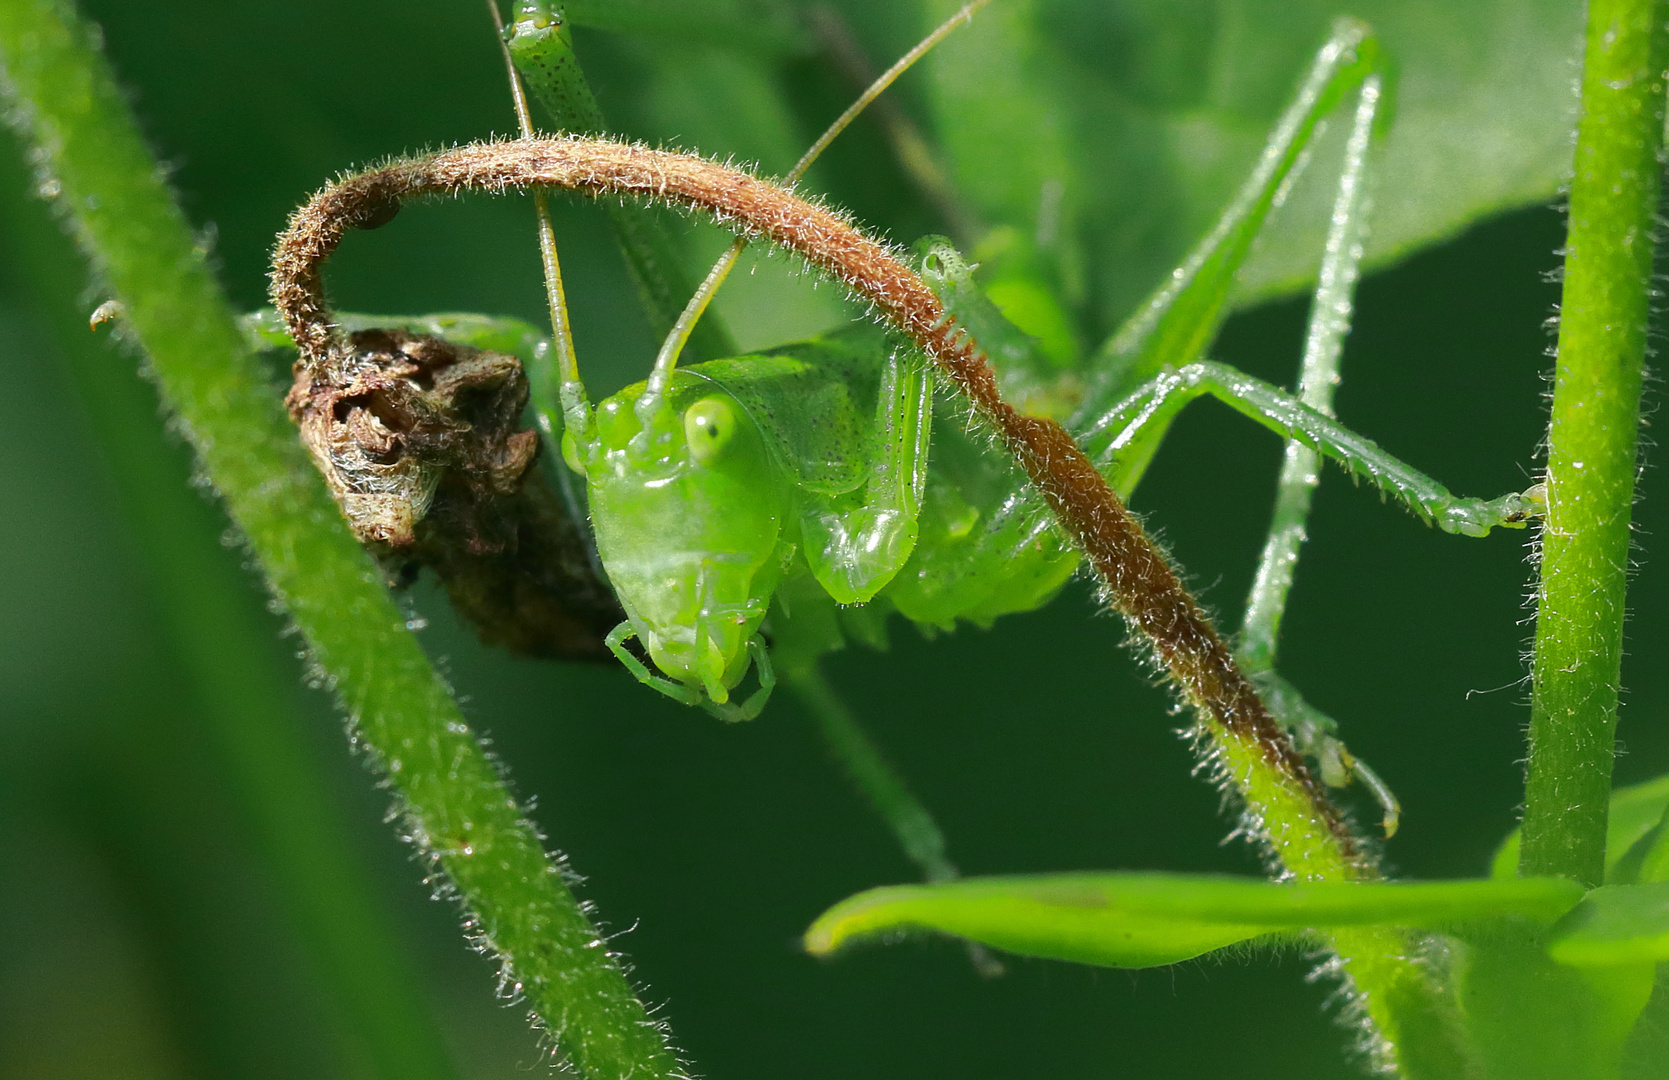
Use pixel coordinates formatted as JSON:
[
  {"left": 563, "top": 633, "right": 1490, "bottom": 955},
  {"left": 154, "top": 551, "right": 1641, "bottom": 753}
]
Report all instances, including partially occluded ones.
[
  {"left": 0, "top": 4, "right": 689, "bottom": 1077},
  {"left": 0, "top": 133, "right": 457, "bottom": 1080},
  {"left": 787, "top": 666, "right": 957, "bottom": 883},
  {"left": 1521, "top": 0, "right": 1667, "bottom": 886}
]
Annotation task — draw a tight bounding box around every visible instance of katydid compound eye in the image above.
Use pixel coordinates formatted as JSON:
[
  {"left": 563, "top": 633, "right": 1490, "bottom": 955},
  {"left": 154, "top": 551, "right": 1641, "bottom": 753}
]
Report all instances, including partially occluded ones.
[{"left": 683, "top": 396, "right": 737, "bottom": 463}]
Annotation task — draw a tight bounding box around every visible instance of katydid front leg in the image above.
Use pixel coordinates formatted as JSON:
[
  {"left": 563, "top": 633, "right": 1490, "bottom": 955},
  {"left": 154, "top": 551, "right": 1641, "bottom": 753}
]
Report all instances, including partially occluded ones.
[
  {"left": 918, "top": 237, "right": 1080, "bottom": 421},
  {"left": 1077, "top": 17, "right": 1385, "bottom": 412},
  {"left": 800, "top": 345, "right": 935, "bottom": 605}
]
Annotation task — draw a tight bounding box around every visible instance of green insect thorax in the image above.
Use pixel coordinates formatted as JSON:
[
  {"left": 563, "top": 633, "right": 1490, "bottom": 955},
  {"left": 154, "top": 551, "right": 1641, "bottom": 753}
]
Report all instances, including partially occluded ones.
[{"left": 567, "top": 371, "right": 794, "bottom": 703}]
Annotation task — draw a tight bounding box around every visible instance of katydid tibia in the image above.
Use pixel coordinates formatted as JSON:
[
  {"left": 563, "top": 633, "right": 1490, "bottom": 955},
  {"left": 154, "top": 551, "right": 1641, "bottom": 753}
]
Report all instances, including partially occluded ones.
[{"left": 267, "top": 7, "right": 1537, "bottom": 885}]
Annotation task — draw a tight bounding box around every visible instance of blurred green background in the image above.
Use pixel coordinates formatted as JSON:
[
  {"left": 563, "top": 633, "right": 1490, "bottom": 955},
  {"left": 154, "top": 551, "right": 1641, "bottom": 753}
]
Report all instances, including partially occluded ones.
[{"left": 2, "top": 1, "right": 1664, "bottom": 1077}]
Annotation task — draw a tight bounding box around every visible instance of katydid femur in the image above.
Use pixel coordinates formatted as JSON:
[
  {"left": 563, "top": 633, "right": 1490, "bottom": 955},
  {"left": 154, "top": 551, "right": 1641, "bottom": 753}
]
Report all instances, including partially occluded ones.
[{"left": 271, "top": 13, "right": 1535, "bottom": 880}]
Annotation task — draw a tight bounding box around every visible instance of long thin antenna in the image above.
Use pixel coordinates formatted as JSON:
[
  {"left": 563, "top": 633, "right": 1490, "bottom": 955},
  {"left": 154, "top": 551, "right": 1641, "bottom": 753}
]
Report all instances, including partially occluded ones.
[
  {"left": 488, "top": 0, "right": 590, "bottom": 431},
  {"left": 807, "top": 5, "right": 976, "bottom": 243},
  {"left": 790, "top": 0, "right": 991, "bottom": 190},
  {"left": 634, "top": 0, "right": 990, "bottom": 424}
]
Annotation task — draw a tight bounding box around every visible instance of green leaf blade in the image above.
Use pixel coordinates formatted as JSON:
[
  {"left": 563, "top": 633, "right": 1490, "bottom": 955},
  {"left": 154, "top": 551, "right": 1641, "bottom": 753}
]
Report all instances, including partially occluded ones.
[
  {"left": 1549, "top": 883, "right": 1669, "bottom": 967},
  {"left": 806, "top": 872, "right": 1585, "bottom": 969},
  {"left": 910, "top": 0, "right": 1584, "bottom": 329}
]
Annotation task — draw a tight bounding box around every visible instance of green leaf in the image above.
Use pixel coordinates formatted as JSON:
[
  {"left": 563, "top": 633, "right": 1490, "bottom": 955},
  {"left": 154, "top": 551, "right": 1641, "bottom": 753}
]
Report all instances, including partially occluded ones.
[
  {"left": 805, "top": 872, "right": 1584, "bottom": 968},
  {"left": 1548, "top": 883, "right": 1669, "bottom": 967},
  {"left": 911, "top": 0, "right": 1584, "bottom": 328},
  {"left": 1455, "top": 926, "right": 1657, "bottom": 1080},
  {"left": 1493, "top": 773, "right": 1669, "bottom": 882},
  {"left": 565, "top": 1, "right": 1583, "bottom": 355},
  {"left": 1620, "top": 967, "right": 1669, "bottom": 1080},
  {"left": 1613, "top": 801, "right": 1669, "bottom": 886},
  {"left": 565, "top": 0, "right": 806, "bottom": 54}
]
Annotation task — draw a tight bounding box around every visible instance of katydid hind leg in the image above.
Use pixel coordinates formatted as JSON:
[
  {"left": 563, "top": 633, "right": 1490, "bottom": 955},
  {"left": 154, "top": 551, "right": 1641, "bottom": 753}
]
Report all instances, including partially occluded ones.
[
  {"left": 1075, "top": 19, "right": 1386, "bottom": 426},
  {"left": 1238, "top": 67, "right": 1382, "bottom": 673},
  {"left": 1232, "top": 68, "right": 1403, "bottom": 833},
  {"left": 1248, "top": 669, "right": 1402, "bottom": 837}
]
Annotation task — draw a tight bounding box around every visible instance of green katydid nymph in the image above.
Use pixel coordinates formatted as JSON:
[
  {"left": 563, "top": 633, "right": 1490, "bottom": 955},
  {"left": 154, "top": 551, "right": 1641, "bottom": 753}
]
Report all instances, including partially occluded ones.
[
  {"left": 503, "top": 6, "right": 1534, "bottom": 837},
  {"left": 270, "top": 4, "right": 1541, "bottom": 877}
]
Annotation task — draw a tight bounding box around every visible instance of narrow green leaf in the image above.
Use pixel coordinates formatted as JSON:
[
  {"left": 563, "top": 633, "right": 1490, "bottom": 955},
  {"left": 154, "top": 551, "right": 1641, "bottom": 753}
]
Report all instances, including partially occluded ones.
[
  {"left": 1549, "top": 883, "right": 1669, "bottom": 967},
  {"left": 805, "top": 873, "right": 1584, "bottom": 969}
]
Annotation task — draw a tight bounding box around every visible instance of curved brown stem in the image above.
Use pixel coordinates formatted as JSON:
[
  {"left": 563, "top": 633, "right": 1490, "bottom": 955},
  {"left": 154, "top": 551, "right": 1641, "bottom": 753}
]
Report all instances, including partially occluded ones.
[{"left": 271, "top": 136, "right": 1369, "bottom": 872}]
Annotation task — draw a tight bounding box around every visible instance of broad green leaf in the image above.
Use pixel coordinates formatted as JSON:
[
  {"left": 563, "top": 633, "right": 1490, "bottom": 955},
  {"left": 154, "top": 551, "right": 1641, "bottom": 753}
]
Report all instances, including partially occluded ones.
[
  {"left": 1456, "top": 927, "right": 1656, "bottom": 1080},
  {"left": 1493, "top": 773, "right": 1669, "bottom": 883},
  {"left": 805, "top": 872, "right": 1583, "bottom": 969},
  {"left": 609, "top": 35, "right": 857, "bottom": 350},
  {"left": 912, "top": 0, "right": 1583, "bottom": 331},
  {"left": 565, "top": 0, "right": 806, "bottom": 54},
  {"left": 596, "top": 0, "right": 1582, "bottom": 355},
  {"left": 1620, "top": 967, "right": 1669, "bottom": 1080},
  {"left": 1548, "top": 883, "right": 1669, "bottom": 967}
]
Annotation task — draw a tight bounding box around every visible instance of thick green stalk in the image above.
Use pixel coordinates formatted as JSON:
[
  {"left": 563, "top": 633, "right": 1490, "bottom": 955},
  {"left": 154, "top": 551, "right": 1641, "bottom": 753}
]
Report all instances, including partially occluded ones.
[
  {"left": 1521, "top": 0, "right": 1667, "bottom": 885},
  {"left": 0, "top": 135, "right": 457, "bottom": 1080},
  {"left": 0, "top": 3, "right": 689, "bottom": 1077}
]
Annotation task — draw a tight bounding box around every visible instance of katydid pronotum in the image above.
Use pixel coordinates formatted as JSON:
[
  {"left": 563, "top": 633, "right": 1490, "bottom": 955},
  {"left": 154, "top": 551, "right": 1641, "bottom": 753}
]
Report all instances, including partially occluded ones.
[{"left": 263, "top": 5, "right": 1538, "bottom": 898}]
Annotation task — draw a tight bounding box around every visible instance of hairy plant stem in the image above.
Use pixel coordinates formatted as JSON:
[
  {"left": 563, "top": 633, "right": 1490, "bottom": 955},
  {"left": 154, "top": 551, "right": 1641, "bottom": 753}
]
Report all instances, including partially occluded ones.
[
  {"left": 1521, "top": 0, "right": 1667, "bottom": 886},
  {"left": 0, "top": 135, "right": 459, "bottom": 1080},
  {"left": 0, "top": 4, "right": 690, "bottom": 1078},
  {"left": 274, "top": 137, "right": 1363, "bottom": 871},
  {"left": 270, "top": 137, "right": 1461, "bottom": 1064}
]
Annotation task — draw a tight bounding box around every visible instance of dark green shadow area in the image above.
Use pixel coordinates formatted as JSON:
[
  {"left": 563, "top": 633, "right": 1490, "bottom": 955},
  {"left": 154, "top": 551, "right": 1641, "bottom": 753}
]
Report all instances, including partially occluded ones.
[{"left": 3, "top": 1, "right": 1659, "bottom": 1077}]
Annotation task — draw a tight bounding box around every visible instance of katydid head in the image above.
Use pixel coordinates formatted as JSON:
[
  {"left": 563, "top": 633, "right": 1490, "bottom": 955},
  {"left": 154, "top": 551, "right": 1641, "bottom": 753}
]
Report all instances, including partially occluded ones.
[{"left": 564, "top": 373, "right": 792, "bottom": 708}]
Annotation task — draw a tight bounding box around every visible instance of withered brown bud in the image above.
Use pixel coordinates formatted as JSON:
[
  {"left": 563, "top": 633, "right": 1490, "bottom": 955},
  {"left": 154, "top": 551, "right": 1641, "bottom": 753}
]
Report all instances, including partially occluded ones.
[{"left": 286, "top": 328, "right": 621, "bottom": 660}]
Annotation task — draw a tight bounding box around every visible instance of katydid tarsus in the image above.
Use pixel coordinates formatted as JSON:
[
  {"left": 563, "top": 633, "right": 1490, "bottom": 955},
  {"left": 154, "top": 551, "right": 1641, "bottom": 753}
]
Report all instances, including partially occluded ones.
[{"left": 265, "top": 8, "right": 1540, "bottom": 888}]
